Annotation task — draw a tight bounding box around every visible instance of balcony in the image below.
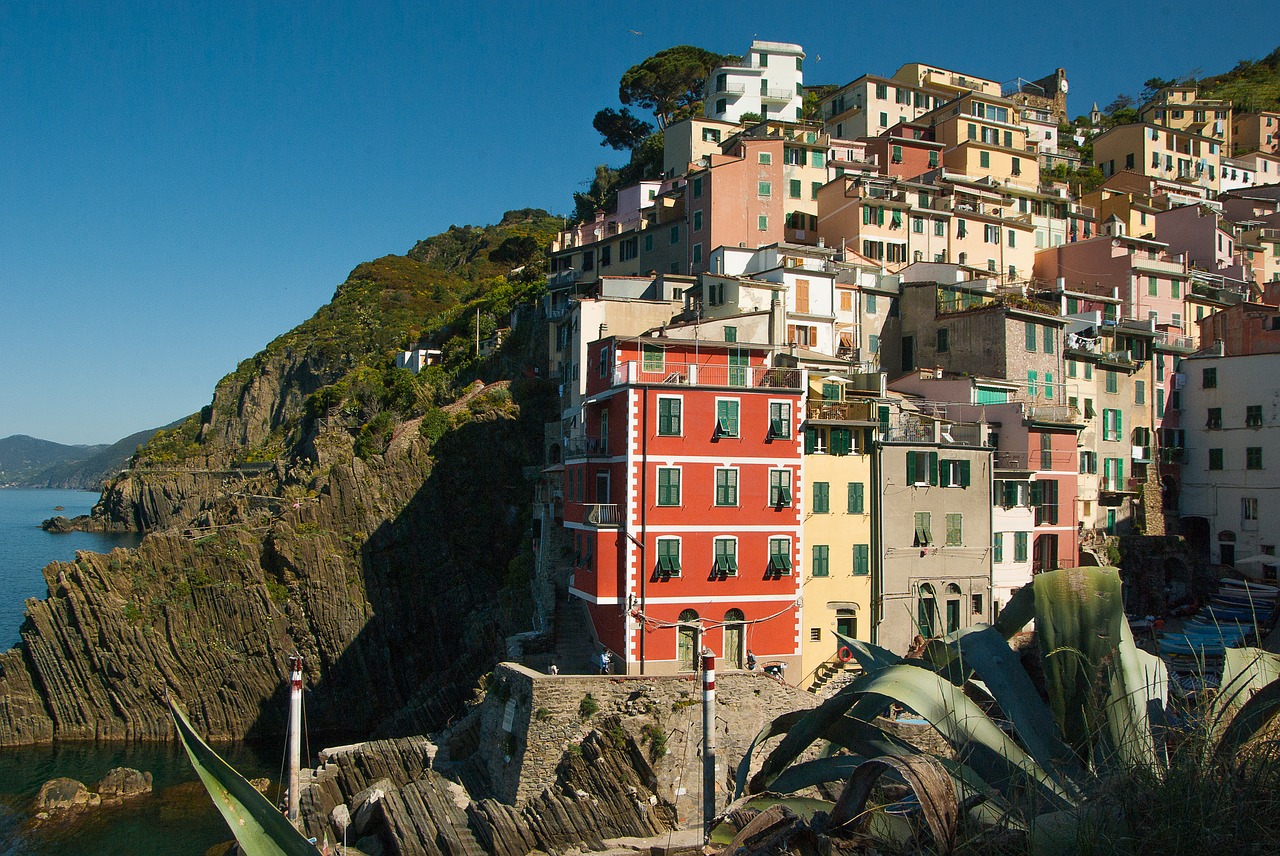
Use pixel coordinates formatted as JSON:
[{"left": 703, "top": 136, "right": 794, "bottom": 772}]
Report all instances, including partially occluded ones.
[
  {"left": 1023, "top": 403, "right": 1083, "bottom": 425},
  {"left": 806, "top": 399, "right": 876, "bottom": 423},
  {"left": 994, "top": 451, "right": 1033, "bottom": 472},
  {"left": 1153, "top": 330, "right": 1195, "bottom": 352},
  {"left": 1160, "top": 447, "right": 1187, "bottom": 464},
  {"left": 714, "top": 83, "right": 747, "bottom": 98},
  {"left": 583, "top": 504, "right": 620, "bottom": 528},
  {"left": 563, "top": 434, "right": 608, "bottom": 457},
  {"left": 761, "top": 87, "right": 795, "bottom": 104},
  {"left": 1129, "top": 251, "right": 1184, "bottom": 276},
  {"left": 612, "top": 361, "right": 803, "bottom": 391},
  {"left": 1131, "top": 445, "right": 1152, "bottom": 463}
]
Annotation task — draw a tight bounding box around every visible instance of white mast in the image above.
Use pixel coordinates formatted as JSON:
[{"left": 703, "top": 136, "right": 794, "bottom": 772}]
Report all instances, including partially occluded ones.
[{"left": 287, "top": 653, "right": 303, "bottom": 827}]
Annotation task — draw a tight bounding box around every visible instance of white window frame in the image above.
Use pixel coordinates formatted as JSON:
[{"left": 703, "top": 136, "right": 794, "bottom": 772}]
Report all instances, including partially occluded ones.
[
  {"left": 768, "top": 399, "right": 792, "bottom": 439},
  {"left": 714, "top": 536, "right": 739, "bottom": 576},
  {"left": 655, "top": 536, "right": 682, "bottom": 577},
  {"left": 769, "top": 468, "right": 793, "bottom": 507},
  {"left": 656, "top": 394, "right": 683, "bottom": 437},
  {"left": 769, "top": 536, "right": 793, "bottom": 575},
  {"left": 714, "top": 466, "right": 740, "bottom": 507},
  {"left": 656, "top": 465, "right": 682, "bottom": 507}
]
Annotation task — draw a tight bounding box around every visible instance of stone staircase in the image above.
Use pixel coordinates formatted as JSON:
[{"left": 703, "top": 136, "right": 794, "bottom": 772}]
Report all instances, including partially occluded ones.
[
  {"left": 806, "top": 661, "right": 859, "bottom": 697},
  {"left": 549, "top": 590, "right": 599, "bottom": 675}
]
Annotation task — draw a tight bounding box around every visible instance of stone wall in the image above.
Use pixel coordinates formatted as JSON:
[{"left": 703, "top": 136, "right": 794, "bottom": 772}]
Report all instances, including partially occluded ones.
[{"left": 459, "top": 663, "right": 819, "bottom": 815}]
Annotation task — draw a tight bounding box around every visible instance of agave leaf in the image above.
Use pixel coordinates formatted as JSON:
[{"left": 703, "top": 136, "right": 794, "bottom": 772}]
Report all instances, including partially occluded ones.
[
  {"left": 1031, "top": 566, "right": 1125, "bottom": 762},
  {"left": 1212, "top": 679, "right": 1280, "bottom": 760},
  {"left": 832, "top": 632, "right": 902, "bottom": 672},
  {"left": 170, "top": 700, "right": 321, "bottom": 856},
  {"left": 1103, "top": 616, "right": 1168, "bottom": 770},
  {"left": 993, "top": 579, "right": 1038, "bottom": 638},
  {"left": 734, "top": 709, "right": 814, "bottom": 798},
  {"left": 1209, "top": 647, "right": 1280, "bottom": 740},
  {"left": 747, "top": 688, "right": 886, "bottom": 794},
  {"left": 768, "top": 754, "right": 869, "bottom": 794},
  {"left": 839, "top": 665, "right": 1075, "bottom": 812},
  {"left": 950, "top": 626, "right": 1088, "bottom": 795},
  {"left": 829, "top": 755, "right": 959, "bottom": 855}
]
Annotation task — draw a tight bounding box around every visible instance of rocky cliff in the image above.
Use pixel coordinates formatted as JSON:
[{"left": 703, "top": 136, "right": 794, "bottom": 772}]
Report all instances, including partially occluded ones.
[{"left": 0, "top": 210, "right": 564, "bottom": 747}]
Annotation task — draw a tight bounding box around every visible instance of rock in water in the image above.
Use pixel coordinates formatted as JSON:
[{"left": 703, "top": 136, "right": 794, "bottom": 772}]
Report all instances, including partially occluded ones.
[
  {"left": 33, "top": 777, "right": 101, "bottom": 814},
  {"left": 96, "top": 767, "right": 153, "bottom": 803}
]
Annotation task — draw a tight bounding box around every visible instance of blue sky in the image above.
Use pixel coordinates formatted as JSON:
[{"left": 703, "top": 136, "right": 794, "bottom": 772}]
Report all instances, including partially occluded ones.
[{"left": 2, "top": 1, "right": 1275, "bottom": 445}]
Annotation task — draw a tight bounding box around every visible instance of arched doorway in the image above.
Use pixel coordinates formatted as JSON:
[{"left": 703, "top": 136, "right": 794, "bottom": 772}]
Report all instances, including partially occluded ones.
[
  {"left": 723, "top": 609, "right": 745, "bottom": 669},
  {"left": 945, "top": 583, "right": 963, "bottom": 634},
  {"left": 677, "top": 609, "right": 699, "bottom": 672},
  {"left": 917, "top": 584, "right": 938, "bottom": 637}
]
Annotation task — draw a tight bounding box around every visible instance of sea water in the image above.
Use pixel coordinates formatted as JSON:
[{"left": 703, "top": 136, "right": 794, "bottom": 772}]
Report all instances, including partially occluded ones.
[{"left": 0, "top": 489, "right": 278, "bottom": 855}]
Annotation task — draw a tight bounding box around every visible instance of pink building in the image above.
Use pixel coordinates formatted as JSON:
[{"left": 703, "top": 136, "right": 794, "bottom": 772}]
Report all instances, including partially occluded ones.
[
  {"left": 1153, "top": 204, "right": 1250, "bottom": 284},
  {"left": 862, "top": 124, "right": 943, "bottom": 182},
  {"left": 1033, "top": 218, "right": 1190, "bottom": 331}
]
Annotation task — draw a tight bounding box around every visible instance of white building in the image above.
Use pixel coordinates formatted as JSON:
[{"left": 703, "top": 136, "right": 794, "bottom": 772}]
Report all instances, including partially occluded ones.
[
  {"left": 1219, "top": 156, "right": 1259, "bottom": 194},
  {"left": 1179, "top": 350, "right": 1280, "bottom": 581},
  {"left": 704, "top": 41, "right": 805, "bottom": 125}
]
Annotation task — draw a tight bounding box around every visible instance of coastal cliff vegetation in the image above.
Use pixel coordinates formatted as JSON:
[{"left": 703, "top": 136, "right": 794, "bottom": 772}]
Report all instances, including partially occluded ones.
[{"left": 0, "top": 209, "right": 565, "bottom": 747}]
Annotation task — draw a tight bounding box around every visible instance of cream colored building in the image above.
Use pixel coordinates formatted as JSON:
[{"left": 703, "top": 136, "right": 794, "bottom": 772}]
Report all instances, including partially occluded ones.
[
  {"left": 1092, "top": 123, "right": 1223, "bottom": 194},
  {"left": 799, "top": 375, "right": 877, "bottom": 687},
  {"left": 1139, "top": 86, "right": 1232, "bottom": 151}
]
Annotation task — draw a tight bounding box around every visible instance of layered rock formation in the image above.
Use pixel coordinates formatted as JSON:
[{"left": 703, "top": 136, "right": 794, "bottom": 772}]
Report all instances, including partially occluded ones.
[{"left": 0, "top": 395, "right": 547, "bottom": 746}]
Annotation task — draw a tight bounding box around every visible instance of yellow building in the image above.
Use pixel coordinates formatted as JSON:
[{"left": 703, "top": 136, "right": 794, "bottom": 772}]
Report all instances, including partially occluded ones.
[
  {"left": 919, "top": 92, "right": 1037, "bottom": 190},
  {"left": 892, "top": 63, "right": 1001, "bottom": 99},
  {"left": 799, "top": 374, "right": 877, "bottom": 691},
  {"left": 1092, "top": 123, "right": 1223, "bottom": 194},
  {"left": 1139, "top": 86, "right": 1232, "bottom": 152}
]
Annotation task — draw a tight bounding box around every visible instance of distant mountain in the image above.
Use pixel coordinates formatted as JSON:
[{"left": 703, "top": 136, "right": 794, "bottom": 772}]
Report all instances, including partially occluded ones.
[
  {"left": 0, "top": 435, "right": 105, "bottom": 486},
  {"left": 36, "top": 424, "right": 174, "bottom": 489},
  {"left": 0, "top": 424, "right": 175, "bottom": 490}
]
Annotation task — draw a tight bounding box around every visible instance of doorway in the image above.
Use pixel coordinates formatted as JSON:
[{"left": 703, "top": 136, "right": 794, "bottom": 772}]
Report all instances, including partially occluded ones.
[
  {"left": 723, "top": 609, "right": 745, "bottom": 669},
  {"left": 677, "top": 609, "right": 699, "bottom": 671}
]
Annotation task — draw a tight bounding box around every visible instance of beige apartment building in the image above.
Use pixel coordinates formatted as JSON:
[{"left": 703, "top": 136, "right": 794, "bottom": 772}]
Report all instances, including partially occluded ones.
[
  {"left": 1233, "top": 112, "right": 1280, "bottom": 157},
  {"left": 1092, "top": 123, "right": 1223, "bottom": 194},
  {"left": 1138, "top": 85, "right": 1232, "bottom": 152}
]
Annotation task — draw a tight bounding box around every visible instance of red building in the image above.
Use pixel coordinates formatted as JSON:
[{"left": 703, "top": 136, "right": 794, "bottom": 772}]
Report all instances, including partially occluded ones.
[{"left": 563, "top": 336, "right": 804, "bottom": 675}]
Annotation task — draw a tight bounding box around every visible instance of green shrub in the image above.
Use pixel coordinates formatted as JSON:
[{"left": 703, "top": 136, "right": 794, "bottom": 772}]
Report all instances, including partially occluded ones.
[
  {"left": 419, "top": 407, "right": 451, "bottom": 445},
  {"left": 640, "top": 723, "right": 668, "bottom": 761},
  {"left": 354, "top": 411, "right": 395, "bottom": 459},
  {"left": 265, "top": 579, "right": 289, "bottom": 605},
  {"left": 578, "top": 693, "right": 599, "bottom": 720},
  {"left": 534, "top": 707, "right": 551, "bottom": 721}
]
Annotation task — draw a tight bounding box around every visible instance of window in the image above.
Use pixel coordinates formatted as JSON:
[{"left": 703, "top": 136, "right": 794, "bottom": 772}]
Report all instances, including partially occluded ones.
[
  {"left": 702, "top": 127, "right": 721, "bottom": 143},
  {"left": 714, "top": 538, "right": 737, "bottom": 575},
  {"left": 937, "top": 327, "right": 949, "bottom": 352},
  {"left": 1044, "top": 372, "right": 1053, "bottom": 401},
  {"left": 1134, "top": 381, "right": 1145, "bottom": 405},
  {"left": 758, "top": 214, "right": 769, "bottom": 231},
  {"left": 1040, "top": 433, "right": 1054, "bottom": 469},
  {"left": 715, "top": 400, "right": 739, "bottom": 437},
  {"left": 1014, "top": 531, "right": 1029, "bottom": 562},
  {"left": 869, "top": 334, "right": 879, "bottom": 354},
  {"left": 1027, "top": 370, "right": 1038, "bottom": 397},
  {"left": 853, "top": 544, "right": 870, "bottom": 575},
  {"left": 811, "top": 544, "right": 830, "bottom": 577},
  {"left": 865, "top": 294, "right": 878, "bottom": 314},
  {"left": 993, "top": 533, "right": 1004, "bottom": 563},
  {"left": 848, "top": 482, "right": 865, "bottom": 513},
  {"left": 879, "top": 111, "right": 888, "bottom": 127},
  {"left": 758, "top": 181, "right": 772, "bottom": 197},
  {"left": 1102, "top": 409, "right": 1123, "bottom": 442},
  {"left": 1043, "top": 326, "right": 1054, "bottom": 354},
  {"left": 1207, "top": 407, "right": 1222, "bottom": 429},
  {"left": 764, "top": 402, "right": 790, "bottom": 439},
  {"left": 715, "top": 468, "right": 738, "bottom": 505},
  {"left": 1209, "top": 448, "right": 1224, "bottom": 470},
  {"left": 1243, "top": 498, "right": 1260, "bottom": 526},
  {"left": 811, "top": 481, "right": 830, "bottom": 514},
  {"left": 907, "top": 450, "right": 938, "bottom": 486},
  {"left": 1247, "top": 405, "right": 1263, "bottom": 427},
  {"left": 984, "top": 224, "right": 999, "bottom": 244},
  {"left": 1035, "top": 479, "right": 1059, "bottom": 526},
  {"left": 656, "top": 538, "right": 681, "bottom": 576},
  {"left": 972, "top": 593, "right": 984, "bottom": 616},
  {"left": 980, "top": 151, "right": 990, "bottom": 168},
  {"left": 1157, "top": 389, "right": 1165, "bottom": 418},
  {"left": 912, "top": 216, "right": 924, "bottom": 233},
  {"left": 644, "top": 234, "right": 653, "bottom": 253},
  {"left": 892, "top": 144, "right": 903, "bottom": 163},
  {"left": 788, "top": 179, "right": 801, "bottom": 199},
  {"left": 769, "top": 538, "right": 792, "bottom": 574},
  {"left": 928, "top": 150, "right": 939, "bottom": 168},
  {"left": 657, "top": 467, "right": 681, "bottom": 506},
  {"left": 1203, "top": 367, "right": 1217, "bottom": 389},
  {"left": 692, "top": 210, "right": 703, "bottom": 231},
  {"left": 812, "top": 181, "right": 822, "bottom": 200},
  {"left": 758, "top": 152, "right": 772, "bottom": 165},
  {"left": 1079, "top": 451, "right": 1098, "bottom": 474},
  {"left": 940, "top": 458, "right": 971, "bottom": 487},
  {"left": 945, "top": 513, "right": 963, "bottom": 546},
  {"left": 692, "top": 243, "right": 702, "bottom": 265},
  {"left": 1106, "top": 371, "right": 1118, "bottom": 394},
  {"left": 1025, "top": 322, "right": 1037, "bottom": 352},
  {"left": 810, "top": 627, "right": 822, "bottom": 642},
  {"left": 934, "top": 219, "right": 945, "bottom": 236},
  {"left": 914, "top": 512, "right": 932, "bottom": 546},
  {"left": 769, "top": 470, "right": 793, "bottom": 507},
  {"left": 1247, "top": 447, "right": 1264, "bottom": 470},
  {"left": 642, "top": 344, "right": 664, "bottom": 373},
  {"left": 692, "top": 177, "right": 703, "bottom": 199}
]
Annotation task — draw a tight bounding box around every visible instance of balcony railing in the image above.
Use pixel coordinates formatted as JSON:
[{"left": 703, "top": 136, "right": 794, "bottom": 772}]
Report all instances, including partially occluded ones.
[
  {"left": 1153, "top": 330, "right": 1195, "bottom": 351},
  {"left": 563, "top": 435, "right": 608, "bottom": 457},
  {"left": 761, "top": 87, "right": 795, "bottom": 103},
  {"left": 994, "top": 451, "right": 1032, "bottom": 471},
  {"left": 806, "top": 399, "right": 876, "bottom": 422},
  {"left": 612, "top": 361, "right": 803, "bottom": 391},
  {"left": 1023, "top": 403, "right": 1082, "bottom": 424},
  {"left": 1160, "top": 447, "right": 1187, "bottom": 464},
  {"left": 584, "top": 504, "right": 620, "bottom": 527},
  {"left": 714, "top": 83, "right": 747, "bottom": 97}
]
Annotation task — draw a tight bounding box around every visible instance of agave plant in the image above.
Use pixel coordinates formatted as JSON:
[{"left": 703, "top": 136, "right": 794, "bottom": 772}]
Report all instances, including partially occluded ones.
[{"left": 727, "top": 566, "right": 1280, "bottom": 854}]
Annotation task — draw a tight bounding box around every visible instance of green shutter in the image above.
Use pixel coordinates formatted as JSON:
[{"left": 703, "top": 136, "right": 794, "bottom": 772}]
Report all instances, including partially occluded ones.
[
  {"left": 814, "top": 482, "right": 830, "bottom": 513},
  {"left": 848, "top": 482, "right": 865, "bottom": 514},
  {"left": 928, "top": 452, "right": 939, "bottom": 485},
  {"left": 804, "top": 428, "right": 817, "bottom": 454},
  {"left": 993, "top": 533, "right": 1003, "bottom": 563},
  {"left": 878, "top": 406, "right": 890, "bottom": 433},
  {"left": 906, "top": 452, "right": 917, "bottom": 484},
  {"left": 1029, "top": 482, "right": 1042, "bottom": 507},
  {"left": 959, "top": 459, "right": 971, "bottom": 487},
  {"left": 853, "top": 544, "right": 870, "bottom": 575}
]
